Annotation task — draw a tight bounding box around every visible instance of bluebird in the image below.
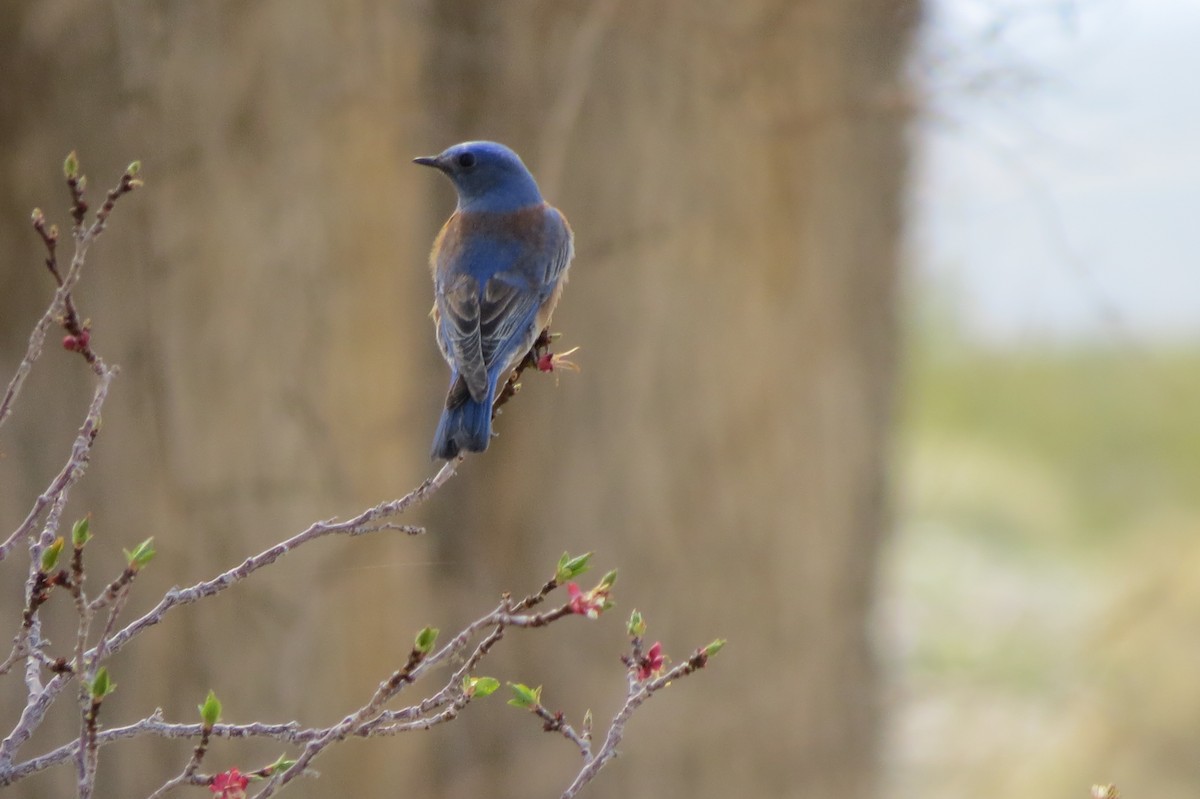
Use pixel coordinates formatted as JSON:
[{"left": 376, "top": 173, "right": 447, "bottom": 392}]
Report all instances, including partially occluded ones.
[{"left": 414, "top": 141, "right": 574, "bottom": 460}]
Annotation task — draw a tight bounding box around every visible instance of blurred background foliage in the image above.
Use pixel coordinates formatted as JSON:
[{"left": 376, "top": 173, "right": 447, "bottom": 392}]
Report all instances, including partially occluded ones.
[{"left": 886, "top": 297, "right": 1200, "bottom": 798}]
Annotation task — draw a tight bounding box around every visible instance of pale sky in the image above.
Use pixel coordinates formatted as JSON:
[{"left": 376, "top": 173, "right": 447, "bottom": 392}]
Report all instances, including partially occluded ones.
[{"left": 911, "top": 0, "right": 1200, "bottom": 343}]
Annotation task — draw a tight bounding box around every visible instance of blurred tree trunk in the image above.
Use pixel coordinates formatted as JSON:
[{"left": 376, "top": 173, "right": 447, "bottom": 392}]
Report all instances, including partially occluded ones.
[{"left": 422, "top": 2, "right": 917, "bottom": 799}]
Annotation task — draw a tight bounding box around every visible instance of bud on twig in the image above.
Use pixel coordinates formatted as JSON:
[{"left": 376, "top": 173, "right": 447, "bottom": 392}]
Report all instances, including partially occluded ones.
[
  {"left": 123, "top": 537, "right": 155, "bottom": 570},
  {"left": 555, "top": 551, "right": 593, "bottom": 583},
  {"left": 198, "top": 690, "right": 222, "bottom": 728},
  {"left": 263, "top": 754, "right": 298, "bottom": 778},
  {"left": 463, "top": 676, "right": 500, "bottom": 698},
  {"left": 71, "top": 516, "right": 92, "bottom": 548},
  {"left": 507, "top": 682, "right": 542, "bottom": 710},
  {"left": 414, "top": 626, "right": 439, "bottom": 655},
  {"left": 40, "top": 537, "right": 64, "bottom": 572},
  {"left": 90, "top": 667, "right": 115, "bottom": 700},
  {"left": 62, "top": 330, "right": 91, "bottom": 352}
]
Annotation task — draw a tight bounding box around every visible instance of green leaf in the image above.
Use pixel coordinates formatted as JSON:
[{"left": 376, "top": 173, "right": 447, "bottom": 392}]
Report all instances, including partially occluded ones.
[
  {"left": 506, "top": 682, "right": 542, "bottom": 709},
  {"left": 90, "top": 667, "right": 115, "bottom": 699},
  {"left": 198, "top": 689, "right": 222, "bottom": 727},
  {"left": 627, "top": 609, "right": 646, "bottom": 637},
  {"left": 263, "top": 753, "right": 297, "bottom": 778},
  {"left": 466, "top": 676, "right": 500, "bottom": 698},
  {"left": 555, "top": 551, "right": 593, "bottom": 583},
  {"left": 126, "top": 160, "right": 141, "bottom": 177},
  {"left": 704, "top": 639, "right": 727, "bottom": 658},
  {"left": 597, "top": 569, "right": 617, "bottom": 590},
  {"left": 64, "top": 151, "right": 79, "bottom": 179},
  {"left": 40, "top": 537, "right": 64, "bottom": 572},
  {"left": 72, "top": 516, "right": 92, "bottom": 548},
  {"left": 414, "top": 626, "right": 439, "bottom": 654},
  {"left": 123, "top": 537, "right": 155, "bottom": 570}
]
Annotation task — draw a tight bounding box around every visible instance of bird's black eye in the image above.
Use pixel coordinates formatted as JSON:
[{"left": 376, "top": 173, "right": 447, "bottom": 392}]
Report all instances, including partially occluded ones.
[{"left": 456, "top": 152, "right": 476, "bottom": 169}]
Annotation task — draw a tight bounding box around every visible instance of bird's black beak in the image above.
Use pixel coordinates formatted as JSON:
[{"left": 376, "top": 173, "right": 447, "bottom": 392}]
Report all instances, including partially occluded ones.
[{"left": 413, "top": 155, "right": 443, "bottom": 170}]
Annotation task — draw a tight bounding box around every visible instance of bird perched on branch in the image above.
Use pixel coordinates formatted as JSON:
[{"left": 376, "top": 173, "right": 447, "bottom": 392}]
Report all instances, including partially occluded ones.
[{"left": 415, "top": 141, "right": 574, "bottom": 460}]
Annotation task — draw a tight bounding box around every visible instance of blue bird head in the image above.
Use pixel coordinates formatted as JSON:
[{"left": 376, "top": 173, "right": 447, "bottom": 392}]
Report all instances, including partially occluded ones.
[{"left": 413, "top": 141, "right": 544, "bottom": 213}]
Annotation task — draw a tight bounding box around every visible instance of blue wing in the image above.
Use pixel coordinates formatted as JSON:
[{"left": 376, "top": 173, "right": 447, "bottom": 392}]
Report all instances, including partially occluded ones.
[{"left": 434, "top": 206, "right": 573, "bottom": 403}]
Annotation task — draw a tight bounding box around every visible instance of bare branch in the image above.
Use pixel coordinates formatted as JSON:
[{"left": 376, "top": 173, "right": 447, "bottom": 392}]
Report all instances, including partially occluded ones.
[{"left": 103, "top": 459, "right": 456, "bottom": 661}]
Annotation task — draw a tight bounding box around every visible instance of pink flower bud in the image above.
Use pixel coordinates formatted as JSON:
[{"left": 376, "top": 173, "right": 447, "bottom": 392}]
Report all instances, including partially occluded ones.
[
  {"left": 637, "top": 641, "right": 665, "bottom": 681},
  {"left": 62, "top": 330, "right": 89, "bottom": 352},
  {"left": 566, "top": 582, "right": 604, "bottom": 619}
]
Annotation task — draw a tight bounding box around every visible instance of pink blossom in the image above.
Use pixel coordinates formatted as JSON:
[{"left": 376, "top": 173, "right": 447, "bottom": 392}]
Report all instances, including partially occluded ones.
[
  {"left": 210, "top": 768, "right": 249, "bottom": 798},
  {"left": 637, "top": 641, "right": 665, "bottom": 681},
  {"left": 567, "top": 582, "right": 604, "bottom": 619},
  {"left": 536, "top": 346, "right": 581, "bottom": 374}
]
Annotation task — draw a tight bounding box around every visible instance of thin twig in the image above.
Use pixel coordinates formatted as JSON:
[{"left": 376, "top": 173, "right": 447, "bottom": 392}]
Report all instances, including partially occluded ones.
[
  {"left": 533, "top": 705, "right": 590, "bottom": 760},
  {"left": 559, "top": 647, "right": 715, "bottom": 799},
  {"left": 87, "top": 579, "right": 134, "bottom": 672},
  {"left": 0, "top": 161, "right": 135, "bottom": 431},
  {"left": 70, "top": 538, "right": 92, "bottom": 795},
  {"left": 144, "top": 723, "right": 212, "bottom": 799},
  {"left": 104, "top": 461, "right": 455, "bottom": 660}
]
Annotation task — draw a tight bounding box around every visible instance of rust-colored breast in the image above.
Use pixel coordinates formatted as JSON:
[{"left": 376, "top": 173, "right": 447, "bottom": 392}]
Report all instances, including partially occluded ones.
[{"left": 430, "top": 204, "right": 555, "bottom": 278}]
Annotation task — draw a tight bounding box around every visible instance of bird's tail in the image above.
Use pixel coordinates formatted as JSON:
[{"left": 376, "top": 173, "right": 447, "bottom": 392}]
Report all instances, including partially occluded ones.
[{"left": 430, "top": 380, "right": 496, "bottom": 460}]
